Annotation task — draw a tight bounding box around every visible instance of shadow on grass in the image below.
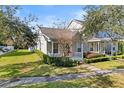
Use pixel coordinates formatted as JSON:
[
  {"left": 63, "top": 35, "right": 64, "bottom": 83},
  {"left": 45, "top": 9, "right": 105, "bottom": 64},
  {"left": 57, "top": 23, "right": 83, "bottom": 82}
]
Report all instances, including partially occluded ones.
[
  {"left": 0, "top": 60, "right": 88, "bottom": 79},
  {"left": 46, "top": 75, "right": 114, "bottom": 88},
  {"left": 116, "top": 65, "right": 124, "bottom": 69},
  {"left": 0, "top": 61, "right": 41, "bottom": 79},
  {"left": 17, "top": 75, "right": 114, "bottom": 88},
  {"left": 1, "top": 50, "right": 33, "bottom": 57}
]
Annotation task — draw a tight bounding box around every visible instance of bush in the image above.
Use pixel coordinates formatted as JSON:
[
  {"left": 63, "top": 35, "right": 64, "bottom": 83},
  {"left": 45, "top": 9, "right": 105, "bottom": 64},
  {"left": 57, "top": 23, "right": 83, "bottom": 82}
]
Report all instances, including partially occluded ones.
[
  {"left": 122, "top": 56, "right": 124, "bottom": 59},
  {"left": 35, "top": 50, "right": 79, "bottom": 67},
  {"left": 111, "top": 54, "right": 124, "bottom": 60},
  {"left": 35, "top": 50, "right": 49, "bottom": 63},
  {"left": 84, "top": 57, "right": 110, "bottom": 63},
  {"left": 117, "top": 52, "right": 123, "bottom": 55},
  {"left": 84, "top": 52, "right": 105, "bottom": 59},
  {"left": 111, "top": 56, "right": 118, "bottom": 60},
  {"left": 49, "top": 57, "right": 79, "bottom": 67}
]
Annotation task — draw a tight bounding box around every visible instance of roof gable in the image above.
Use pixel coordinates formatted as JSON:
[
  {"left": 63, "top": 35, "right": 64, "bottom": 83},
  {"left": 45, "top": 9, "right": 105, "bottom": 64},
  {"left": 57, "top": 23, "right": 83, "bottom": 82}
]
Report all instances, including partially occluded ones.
[
  {"left": 67, "top": 19, "right": 83, "bottom": 30},
  {"left": 39, "top": 27, "right": 77, "bottom": 41}
]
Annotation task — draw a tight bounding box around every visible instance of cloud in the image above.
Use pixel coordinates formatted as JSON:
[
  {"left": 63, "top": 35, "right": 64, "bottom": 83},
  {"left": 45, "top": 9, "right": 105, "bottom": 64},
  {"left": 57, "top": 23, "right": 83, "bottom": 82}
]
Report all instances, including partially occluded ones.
[{"left": 72, "top": 10, "right": 86, "bottom": 20}]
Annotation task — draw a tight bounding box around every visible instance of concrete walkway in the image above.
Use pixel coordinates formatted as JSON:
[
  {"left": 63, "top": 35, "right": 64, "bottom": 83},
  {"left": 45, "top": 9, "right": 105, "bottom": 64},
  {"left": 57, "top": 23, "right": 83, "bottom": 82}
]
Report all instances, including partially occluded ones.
[
  {"left": 0, "top": 64, "right": 124, "bottom": 88},
  {"left": 0, "top": 71, "right": 112, "bottom": 88}
]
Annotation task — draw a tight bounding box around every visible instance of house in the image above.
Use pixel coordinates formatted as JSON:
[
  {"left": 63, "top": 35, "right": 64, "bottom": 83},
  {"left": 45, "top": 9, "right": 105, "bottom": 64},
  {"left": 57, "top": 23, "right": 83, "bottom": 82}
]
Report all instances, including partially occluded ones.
[{"left": 36, "top": 19, "right": 122, "bottom": 61}]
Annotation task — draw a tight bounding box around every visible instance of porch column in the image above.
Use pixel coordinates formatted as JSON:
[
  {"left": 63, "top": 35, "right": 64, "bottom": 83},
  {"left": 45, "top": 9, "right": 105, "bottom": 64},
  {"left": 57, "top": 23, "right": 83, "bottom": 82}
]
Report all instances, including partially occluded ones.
[
  {"left": 98, "top": 42, "right": 100, "bottom": 53},
  {"left": 51, "top": 42, "right": 54, "bottom": 56},
  {"left": 81, "top": 43, "right": 83, "bottom": 61},
  {"left": 115, "top": 42, "right": 118, "bottom": 53},
  {"left": 102, "top": 42, "right": 106, "bottom": 54},
  {"left": 111, "top": 42, "right": 113, "bottom": 56}
]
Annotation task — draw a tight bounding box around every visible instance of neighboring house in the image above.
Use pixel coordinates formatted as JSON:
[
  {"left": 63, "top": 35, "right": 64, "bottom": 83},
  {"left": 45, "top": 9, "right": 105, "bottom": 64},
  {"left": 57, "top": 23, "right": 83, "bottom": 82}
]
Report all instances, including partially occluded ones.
[{"left": 36, "top": 19, "right": 123, "bottom": 61}]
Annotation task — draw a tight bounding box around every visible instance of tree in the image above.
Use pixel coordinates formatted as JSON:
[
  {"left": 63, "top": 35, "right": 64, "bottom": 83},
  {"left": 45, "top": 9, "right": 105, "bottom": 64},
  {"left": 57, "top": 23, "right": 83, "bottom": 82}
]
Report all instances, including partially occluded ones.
[
  {"left": 82, "top": 5, "right": 124, "bottom": 40},
  {"left": 52, "top": 18, "right": 68, "bottom": 29},
  {"left": 82, "top": 5, "right": 124, "bottom": 56},
  {"left": 52, "top": 19, "right": 71, "bottom": 57},
  {"left": 0, "top": 6, "right": 38, "bottom": 49},
  {"left": 57, "top": 33, "right": 72, "bottom": 57}
]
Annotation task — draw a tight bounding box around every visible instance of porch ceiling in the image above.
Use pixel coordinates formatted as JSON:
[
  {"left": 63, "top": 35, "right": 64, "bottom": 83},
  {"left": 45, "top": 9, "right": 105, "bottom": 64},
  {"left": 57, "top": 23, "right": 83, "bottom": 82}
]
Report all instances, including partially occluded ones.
[{"left": 88, "top": 38, "right": 112, "bottom": 42}]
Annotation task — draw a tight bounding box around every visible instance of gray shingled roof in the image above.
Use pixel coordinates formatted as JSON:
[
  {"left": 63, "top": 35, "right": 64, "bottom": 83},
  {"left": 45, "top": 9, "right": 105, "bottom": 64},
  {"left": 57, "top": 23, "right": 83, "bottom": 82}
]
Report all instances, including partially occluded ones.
[{"left": 39, "top": 27, "right": 77, "bottom": 41}]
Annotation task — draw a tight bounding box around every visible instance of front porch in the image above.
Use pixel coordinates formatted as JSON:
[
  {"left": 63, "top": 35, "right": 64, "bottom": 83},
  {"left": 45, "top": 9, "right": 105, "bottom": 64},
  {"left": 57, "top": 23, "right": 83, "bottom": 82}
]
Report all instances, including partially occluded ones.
[
  {"left": 87, "top": 38, "right": 119, "bottom": 55},
  {"left": 47, "top": 41, "right": 83, "bottom": 60}
]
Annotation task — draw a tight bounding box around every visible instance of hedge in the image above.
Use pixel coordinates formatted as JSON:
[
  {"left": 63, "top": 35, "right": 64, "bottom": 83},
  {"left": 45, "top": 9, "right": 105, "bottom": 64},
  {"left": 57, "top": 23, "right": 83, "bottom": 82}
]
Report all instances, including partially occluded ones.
[
  {"left": 35, "top": 50, "right": 49, "bottom": 63},
  {"left": 86, "top": 53, "right": 105, "bottom": 59},
  {"left": 84, "top": 52, "right": 105, "bottom": 59},
  {"left": 35, "top": 50, "right": 80, "bottom": 67},
  {"left": 111, "top": 55, "right": 124, "bottom": 60},
  {"left": 49, "top": 57, "right": 79, "bottom": 67},
  {"left": 84, "top": 57, "right": 110, "bottom": 63}
]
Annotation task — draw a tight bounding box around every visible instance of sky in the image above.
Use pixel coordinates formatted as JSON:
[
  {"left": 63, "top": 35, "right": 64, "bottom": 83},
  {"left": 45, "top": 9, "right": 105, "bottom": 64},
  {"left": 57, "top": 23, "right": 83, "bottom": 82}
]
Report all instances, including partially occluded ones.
[{"left": 17, "top": 5, "right": 86, "bottom": 27}]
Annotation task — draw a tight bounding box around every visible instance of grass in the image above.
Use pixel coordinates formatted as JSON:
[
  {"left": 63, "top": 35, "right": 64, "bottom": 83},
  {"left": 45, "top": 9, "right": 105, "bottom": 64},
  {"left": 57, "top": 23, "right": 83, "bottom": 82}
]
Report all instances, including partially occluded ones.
[
  {"left": 0, "top": 50, "right": 41, "bottom": 66},
  {"left": 0, "top": 62, "right": 89, "bottom": 79},
  {"left": 1, "top": 50, "right": 124, "bottom": 88},
  {"left": 91, "top": 60, "right": 124, "bottom": 70},
  {"left": 16, "top": 73, "right": 124, "bottom": 88},
  {"left": 0, "top": 50, "right": 89, "bottom": 79}
]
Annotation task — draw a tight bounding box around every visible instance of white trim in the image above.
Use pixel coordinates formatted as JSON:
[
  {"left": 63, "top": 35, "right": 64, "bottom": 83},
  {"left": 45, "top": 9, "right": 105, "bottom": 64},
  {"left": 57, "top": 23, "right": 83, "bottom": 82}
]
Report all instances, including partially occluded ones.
[
  {"left": 81, "top": 43, "right": 83, "bottom": 61},
  {"left": 111, "top": 42, "right": 113, "bottom": 56},
  {"left": 51, "top": 41, "right": 53, "bottom": 55}
]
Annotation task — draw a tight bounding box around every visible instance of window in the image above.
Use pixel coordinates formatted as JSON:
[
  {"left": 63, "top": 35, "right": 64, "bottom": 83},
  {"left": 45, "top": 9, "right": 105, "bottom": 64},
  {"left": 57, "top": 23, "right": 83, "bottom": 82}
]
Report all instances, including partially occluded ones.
[
  {"left": 53, "top": 43, "right": 58, "bottom": 53},
  {"left": 113, "top": 47, "right": 115, "bottom": 51},
  {"left": 90, "top": 43, "right": 93, "bottom": 51},
  {"left": 90, "top": 47, "right": 93, "bottom": 51},
  {"left": 77, "top": 48, "right": 81, "bottom": 52}
]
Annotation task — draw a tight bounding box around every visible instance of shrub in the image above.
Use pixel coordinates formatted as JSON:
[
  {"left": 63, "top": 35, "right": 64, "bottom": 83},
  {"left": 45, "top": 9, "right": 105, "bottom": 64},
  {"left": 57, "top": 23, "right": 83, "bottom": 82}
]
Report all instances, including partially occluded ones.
[
  {"left": 111, "top": 56, "right": 118, "bottom": 60},
  {"left": 84, "top": 57, "right": 110, "bottom": 63},
  {"left": 111, "top": 54, "right": 124, "bottom": 60},
  {"left": 35, "top": 50, "right": 79, "bottom": 67},
  {"left": 122, "top": 56, "right": 124, "bottom": 59},
  {"left": 85, "top": 52, "right": 105, "bottom": 59},
  {"left": 35, "top": 50, "right": 49, "bottom": 63},
  {"left": 49, "top": 57, "right": 79, "bottom": 67},
  {"left": 117, "top": 52, "right": 122, "bottom": 55}
]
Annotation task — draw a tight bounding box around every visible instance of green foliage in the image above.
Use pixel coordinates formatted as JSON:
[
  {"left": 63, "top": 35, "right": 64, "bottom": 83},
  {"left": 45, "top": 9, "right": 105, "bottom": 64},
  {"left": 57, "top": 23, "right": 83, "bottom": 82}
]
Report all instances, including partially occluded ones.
[
  {"left": 35, "top": 50, "right": 79, "bottom": 67},
  {"left": 0, "top": 6, "right": 38, "bottom": 49},
  {"left": 34, "top": 50, "right": 49, "bottom": 63},
  {"left": 122, "top": 56, "right": 124, "bottom": 59},
  {"left": 49, "top": 57, "right": 79, "bottom": 67},
  {"left": 119, "top": 42, "right": 124, "bottom": 54},
  {"left": 111, "top": 56, "right": 118, "bottom": 60},
  {"left": 83, "top": 6, "right": 124, "bottom": 40},
  {"left": 84, "top": 52, "right": 105, "bottom": 59},
  {"left": 84, "top": 57, "right": 110, "bottom": 63},
  {"left": 111, "top": 54, "right": 124, "bottom": 60}
]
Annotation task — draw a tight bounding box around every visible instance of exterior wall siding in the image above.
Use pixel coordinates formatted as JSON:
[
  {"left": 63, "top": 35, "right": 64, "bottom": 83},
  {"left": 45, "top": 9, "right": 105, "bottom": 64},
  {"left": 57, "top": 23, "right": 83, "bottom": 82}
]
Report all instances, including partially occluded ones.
[{"left": 37, "top": 35, "right": 47, "bottom": 54}]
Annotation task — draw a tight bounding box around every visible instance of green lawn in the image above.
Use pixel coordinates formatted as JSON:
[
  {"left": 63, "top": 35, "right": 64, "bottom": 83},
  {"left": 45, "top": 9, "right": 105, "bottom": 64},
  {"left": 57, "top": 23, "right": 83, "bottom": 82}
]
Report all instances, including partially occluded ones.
[
  {"left": 91, "top": 60, "right": 124, "bottom": 70},
  {"left": 0, "top": 50, "right": 89, "bottom": 79},
  {"left": 16, "top": 73, "right": 124, "bottom": 88},
  {"left": 1, "top": 50, "right": 124, "bottom": 88},
  {"left": 0, "top": 50, "right": 41, "bottom": 66}
]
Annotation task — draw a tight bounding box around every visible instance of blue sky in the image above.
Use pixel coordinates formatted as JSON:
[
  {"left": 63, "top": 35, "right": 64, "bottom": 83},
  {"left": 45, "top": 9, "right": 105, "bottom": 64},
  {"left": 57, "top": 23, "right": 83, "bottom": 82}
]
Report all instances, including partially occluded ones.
[{"left": 17, "top": 5, "right": 86, "bottom": 27}]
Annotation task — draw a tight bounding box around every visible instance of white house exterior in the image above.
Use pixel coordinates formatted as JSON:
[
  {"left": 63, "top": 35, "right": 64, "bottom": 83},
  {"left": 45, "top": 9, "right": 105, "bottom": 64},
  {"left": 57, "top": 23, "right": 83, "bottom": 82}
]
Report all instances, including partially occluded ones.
[{"left": 36, "top": 19, "right": 121, "bottom": 61}]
